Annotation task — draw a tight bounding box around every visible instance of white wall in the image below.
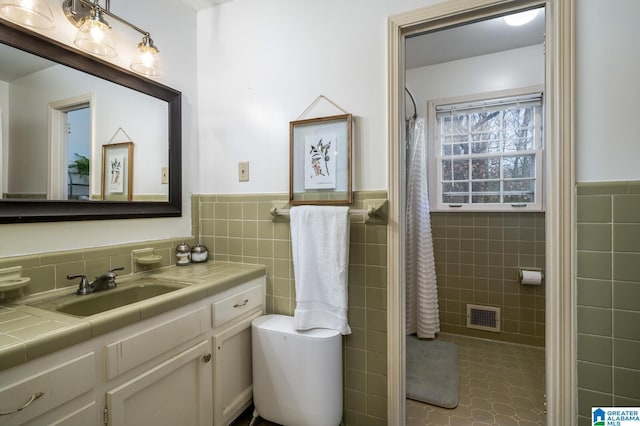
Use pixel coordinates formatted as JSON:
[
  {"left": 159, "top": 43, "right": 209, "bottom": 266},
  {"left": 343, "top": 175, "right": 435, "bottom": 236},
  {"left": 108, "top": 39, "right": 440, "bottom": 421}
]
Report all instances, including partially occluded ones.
[
  {"left": 0, "top": 0, "right": 198, "bottom": 257},
  {"left": 197, "top": 0, "right": 444, "bottom": 195},
  {"left": 406, "top": 45, "right": 544, "bottom": 118},
  {"left": 576, "top": 0, "right": 640, "bottom": 182}
]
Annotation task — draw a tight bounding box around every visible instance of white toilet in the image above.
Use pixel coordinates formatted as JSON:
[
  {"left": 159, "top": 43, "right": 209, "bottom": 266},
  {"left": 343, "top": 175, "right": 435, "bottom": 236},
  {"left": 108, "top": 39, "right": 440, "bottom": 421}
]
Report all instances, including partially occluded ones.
[{"left": 251, "top": 314, "right": 343, "bottom": 426}]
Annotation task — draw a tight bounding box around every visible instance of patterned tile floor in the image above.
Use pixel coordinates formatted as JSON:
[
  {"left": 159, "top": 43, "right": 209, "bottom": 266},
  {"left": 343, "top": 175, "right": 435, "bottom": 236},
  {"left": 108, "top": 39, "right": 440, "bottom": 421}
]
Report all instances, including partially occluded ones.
[
  {"left": 233, "top": 333, "right": 545, "bottom": 426},
  {"left": 407, "top": 333, "right": 546, "bottom": 426}
]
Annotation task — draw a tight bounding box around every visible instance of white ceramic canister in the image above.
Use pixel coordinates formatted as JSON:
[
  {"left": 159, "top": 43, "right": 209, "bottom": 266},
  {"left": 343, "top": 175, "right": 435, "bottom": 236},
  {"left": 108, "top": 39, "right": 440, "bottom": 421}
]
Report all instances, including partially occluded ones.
[{"left": 176, "top": 242, "right": 191, "bottom": 266}]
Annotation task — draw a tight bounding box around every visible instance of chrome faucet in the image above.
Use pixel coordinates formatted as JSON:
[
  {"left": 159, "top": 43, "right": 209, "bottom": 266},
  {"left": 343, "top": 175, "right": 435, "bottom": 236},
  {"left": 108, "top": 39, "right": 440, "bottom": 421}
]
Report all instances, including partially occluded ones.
[{"left": 68, "top": 267, "right": 124, "bottom": 295}]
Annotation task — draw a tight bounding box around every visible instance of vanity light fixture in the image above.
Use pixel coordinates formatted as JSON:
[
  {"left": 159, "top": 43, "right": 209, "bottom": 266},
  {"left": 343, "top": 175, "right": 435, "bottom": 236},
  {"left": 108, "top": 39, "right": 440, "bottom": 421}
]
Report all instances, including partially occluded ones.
[
  {"left": 0, "top": 0, "right": 55, "bottom": 30},
  {"left": 503, "top": 9, "right": 540, "bottom": 27},
  {"left": 63, "top": 0, "right": 163, "bottom": 77}
]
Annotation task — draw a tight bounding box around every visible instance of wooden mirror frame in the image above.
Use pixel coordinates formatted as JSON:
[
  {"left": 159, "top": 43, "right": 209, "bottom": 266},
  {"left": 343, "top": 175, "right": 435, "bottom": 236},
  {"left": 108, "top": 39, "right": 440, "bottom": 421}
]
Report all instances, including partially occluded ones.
[{"left": 0, "top": 20, "right": 182, "bottom": 223}]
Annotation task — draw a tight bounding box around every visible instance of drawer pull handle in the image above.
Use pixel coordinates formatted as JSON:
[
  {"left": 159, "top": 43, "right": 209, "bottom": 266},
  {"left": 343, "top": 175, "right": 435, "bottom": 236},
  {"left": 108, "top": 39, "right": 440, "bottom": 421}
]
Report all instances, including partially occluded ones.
[
  {"left": 0, "top": 392, "right": 45, "bottom": 416},
  {"left": 233, "top": 299, "right": 249, "bottom": 308},
  {"left": 203, "top": 353, "right": 212, "bottom": 363}
]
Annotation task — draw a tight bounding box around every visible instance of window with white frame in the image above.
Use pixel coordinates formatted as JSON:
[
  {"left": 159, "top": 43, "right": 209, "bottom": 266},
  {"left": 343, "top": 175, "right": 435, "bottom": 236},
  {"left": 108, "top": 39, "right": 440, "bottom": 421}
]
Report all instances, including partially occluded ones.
[{"left": 429, "top": 88, "right": 544, "bottom": 211}]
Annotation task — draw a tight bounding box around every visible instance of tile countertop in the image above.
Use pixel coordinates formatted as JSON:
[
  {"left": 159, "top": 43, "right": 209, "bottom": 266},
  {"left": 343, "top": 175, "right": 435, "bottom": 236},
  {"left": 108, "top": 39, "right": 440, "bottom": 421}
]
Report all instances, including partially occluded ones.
[{"left": 0, "top": 262, "right": 266, "bottom": 371}]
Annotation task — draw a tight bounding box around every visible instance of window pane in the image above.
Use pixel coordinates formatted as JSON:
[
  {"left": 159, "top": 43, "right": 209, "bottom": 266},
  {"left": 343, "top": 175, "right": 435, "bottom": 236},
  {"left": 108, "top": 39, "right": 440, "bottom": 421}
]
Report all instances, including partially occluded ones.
[
  {"left": 452, "top": 114, "right": 469, "bottom": 133},
  {"left": 472, "top": 158, "right": 500, "bottom": 180},
  {"left": 504, "top": 179, "right": 536, "bottom": 192},
  {"left": 503, "top": 155, "right": 535, "bottom": 178},
  {"left": 472, "top": 181, "right": 500, "bottom": 192},
  {"left": 472, "top": 194, "right": 500, "bottom": 203},
  {"left": 471, "top": 111, "right": 501, "bottom": 131},
  {"left": 443, "top": 182, "right": 468, "bottom": 193},
  {"left": 443, "top": 145, "right": 452, "bottom": 156},
  {"left": 504, "top": 107, "right": 533, "bottom": 130},
  {"left": 503, "top": 135, "right": 534, "bottom": 152},
  {"left": 452, "top": 142, "right": 469, "bottom": 155},
  {"left": 442, "top": 160, "right": 452, "bottom": 180},
  {"left": 452, "top": 160, "right": 469, "bottom": 180}
]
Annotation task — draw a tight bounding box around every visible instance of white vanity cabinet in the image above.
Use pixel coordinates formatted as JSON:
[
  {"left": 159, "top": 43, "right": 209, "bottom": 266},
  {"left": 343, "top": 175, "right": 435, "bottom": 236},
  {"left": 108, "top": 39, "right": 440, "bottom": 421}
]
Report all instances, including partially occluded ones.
[
  {"left": 0, "top": 273, "right": 266, "bottom": 426},
  {"left": 0, "top": 352, "right": 98, "bottom": 426}
]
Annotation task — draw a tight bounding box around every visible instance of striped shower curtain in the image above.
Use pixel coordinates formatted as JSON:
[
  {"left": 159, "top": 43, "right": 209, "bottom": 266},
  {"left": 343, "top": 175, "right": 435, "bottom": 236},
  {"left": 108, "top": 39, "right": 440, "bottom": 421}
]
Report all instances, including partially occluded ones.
[{"left": 405, "top": 117, "right": 440, "bottom": 338}]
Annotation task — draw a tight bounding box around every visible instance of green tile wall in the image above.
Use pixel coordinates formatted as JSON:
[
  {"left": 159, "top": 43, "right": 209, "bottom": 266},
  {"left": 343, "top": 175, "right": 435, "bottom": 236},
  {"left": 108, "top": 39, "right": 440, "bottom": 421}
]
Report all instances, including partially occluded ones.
[
  {"left": 196, "top": 191, "right": 388, "bottom": 426},
  {"left": 577, "top": 181, "right": 640, "bottom": 426},
  {"left": 430, "top": 211, "right": 546, "bottom": 347},
  {"left": 0, "top": 238, "right": 191, "bottom": 301}
]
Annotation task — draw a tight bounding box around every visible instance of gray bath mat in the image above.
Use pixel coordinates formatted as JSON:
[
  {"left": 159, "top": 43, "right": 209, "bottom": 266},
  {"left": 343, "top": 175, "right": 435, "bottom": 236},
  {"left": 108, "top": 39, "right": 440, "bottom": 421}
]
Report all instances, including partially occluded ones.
[{"left": 406, "top": 335, "right": 459, "bottom": 408}]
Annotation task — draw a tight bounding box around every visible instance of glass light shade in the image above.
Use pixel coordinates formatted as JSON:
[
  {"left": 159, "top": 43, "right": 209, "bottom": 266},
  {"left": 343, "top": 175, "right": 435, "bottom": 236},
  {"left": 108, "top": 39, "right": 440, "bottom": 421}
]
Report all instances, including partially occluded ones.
[
  {"left": 504, "top": 9, "right": 540, "bottom": 27},
  {"left": 0, "top": 0, "right": 55, "bottom": 30},
  {"left": 130, "top": 38, "right": 163, "bottom": 77},
  {"left": 74, "top": 15, "right": 117, "bottom": 58}
]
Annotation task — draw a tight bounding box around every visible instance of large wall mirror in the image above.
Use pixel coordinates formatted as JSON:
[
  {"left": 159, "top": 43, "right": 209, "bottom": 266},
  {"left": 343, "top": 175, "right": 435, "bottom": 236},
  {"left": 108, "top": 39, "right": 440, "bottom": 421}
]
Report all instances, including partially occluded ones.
[{"left": 0, "top": 19, "right": 181, "bottom": 223}]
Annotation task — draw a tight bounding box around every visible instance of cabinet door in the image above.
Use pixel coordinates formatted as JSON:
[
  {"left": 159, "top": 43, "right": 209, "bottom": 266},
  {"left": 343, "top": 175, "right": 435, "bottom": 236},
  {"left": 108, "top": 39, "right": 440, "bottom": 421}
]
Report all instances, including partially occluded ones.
[
  {"left": 213, "top": 311, "right": 262, "bottom": 426},
  {"left": 106, "top": 340, "right": 212, "bottom": 426}
]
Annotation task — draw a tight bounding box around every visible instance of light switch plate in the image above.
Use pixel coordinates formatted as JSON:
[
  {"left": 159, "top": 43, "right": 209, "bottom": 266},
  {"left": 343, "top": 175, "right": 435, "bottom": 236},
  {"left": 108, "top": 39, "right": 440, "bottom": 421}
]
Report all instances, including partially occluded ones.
[
  {"left": 161, "top": 167, "right": 169, "bottom": 184},
  {"left": 238, "top": 162, "right": 249, "bottom": 182}
]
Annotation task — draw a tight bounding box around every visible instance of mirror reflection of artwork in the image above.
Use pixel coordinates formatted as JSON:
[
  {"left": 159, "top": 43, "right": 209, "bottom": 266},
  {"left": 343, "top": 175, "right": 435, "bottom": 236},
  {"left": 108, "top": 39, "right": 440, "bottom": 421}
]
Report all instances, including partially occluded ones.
[
  {"left": 305, "top": 134, "right": 337, "bottom": 189},
  {"left": 108, "top": 154, "right": 125, "bottom": 193}
]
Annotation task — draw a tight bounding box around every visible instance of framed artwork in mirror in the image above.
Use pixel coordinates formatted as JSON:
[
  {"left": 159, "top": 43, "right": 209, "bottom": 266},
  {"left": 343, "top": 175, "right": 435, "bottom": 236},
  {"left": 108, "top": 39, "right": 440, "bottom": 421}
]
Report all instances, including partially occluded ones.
[
  {"left": 289, "top": 114, "right": 352, "bottom": 205},
  {"left": 101, "top": 142, "right": 133, "bottom": 201}
]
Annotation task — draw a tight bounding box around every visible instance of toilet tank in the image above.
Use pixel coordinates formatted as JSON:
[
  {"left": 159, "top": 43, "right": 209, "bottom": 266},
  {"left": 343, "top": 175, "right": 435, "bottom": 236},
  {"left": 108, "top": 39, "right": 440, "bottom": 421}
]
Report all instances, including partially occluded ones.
[{"left": 252, "top": 315, "right": 342, "bottom": 426}]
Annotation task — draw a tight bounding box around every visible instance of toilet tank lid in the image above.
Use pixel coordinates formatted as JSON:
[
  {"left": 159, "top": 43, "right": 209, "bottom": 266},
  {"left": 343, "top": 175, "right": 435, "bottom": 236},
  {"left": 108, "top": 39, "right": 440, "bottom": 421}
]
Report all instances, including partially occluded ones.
[{"left": 252, "top": 314, "right": 341, "bottom": 339}]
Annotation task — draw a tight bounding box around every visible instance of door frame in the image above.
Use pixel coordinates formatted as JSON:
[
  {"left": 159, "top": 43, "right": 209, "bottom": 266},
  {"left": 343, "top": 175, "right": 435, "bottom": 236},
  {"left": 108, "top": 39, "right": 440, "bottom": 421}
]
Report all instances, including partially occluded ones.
[
  {"left": 386, "top": 0, "right": 576, "bottom": 424},
  {"left": 48, "top": 93, "right": 95, "bottom": 200}
]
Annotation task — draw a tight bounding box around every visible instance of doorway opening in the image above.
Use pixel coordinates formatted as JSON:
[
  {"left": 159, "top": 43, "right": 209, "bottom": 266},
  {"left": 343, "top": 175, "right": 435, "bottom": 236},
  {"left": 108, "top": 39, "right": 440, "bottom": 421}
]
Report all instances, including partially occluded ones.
[
  {"left": 48, "top": 94, "right": 94, "bottom": 200},
  {"left": 387, "top": 1, "right": 575, "bottom": 424},
  {"left": 404, "top": 7, "right": 546, "bottom": 425}
]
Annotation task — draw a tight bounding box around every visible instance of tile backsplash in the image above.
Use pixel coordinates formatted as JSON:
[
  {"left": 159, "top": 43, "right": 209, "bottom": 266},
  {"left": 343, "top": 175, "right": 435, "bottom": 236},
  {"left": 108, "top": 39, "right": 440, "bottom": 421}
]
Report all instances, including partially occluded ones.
[{"left": 0, "top": 238, "right": 191, "bottom": 301}]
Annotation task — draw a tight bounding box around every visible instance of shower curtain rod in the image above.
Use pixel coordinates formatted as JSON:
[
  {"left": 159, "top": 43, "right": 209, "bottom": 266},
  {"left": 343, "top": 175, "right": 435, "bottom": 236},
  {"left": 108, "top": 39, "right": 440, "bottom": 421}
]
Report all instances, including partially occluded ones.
[{"left": 405, "top": 86, "right": 418, "bottom": 121}]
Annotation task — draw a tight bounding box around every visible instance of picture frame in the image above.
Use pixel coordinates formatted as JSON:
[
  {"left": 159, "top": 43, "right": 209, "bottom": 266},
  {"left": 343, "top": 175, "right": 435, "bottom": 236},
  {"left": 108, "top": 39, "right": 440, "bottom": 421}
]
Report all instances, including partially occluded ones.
[
  {"left": 289, "top": 114, "right": 352, "bottom": 205},
  {"left": 101, "top": 142, "right": 133, "bottom": 201}
]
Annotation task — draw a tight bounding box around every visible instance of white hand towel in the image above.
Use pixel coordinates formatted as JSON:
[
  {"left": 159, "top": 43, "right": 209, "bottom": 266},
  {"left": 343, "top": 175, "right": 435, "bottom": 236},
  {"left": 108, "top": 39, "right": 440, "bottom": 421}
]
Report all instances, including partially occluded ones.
[{"left": 290, "top": 205, "right": 351, "bottom": 335}]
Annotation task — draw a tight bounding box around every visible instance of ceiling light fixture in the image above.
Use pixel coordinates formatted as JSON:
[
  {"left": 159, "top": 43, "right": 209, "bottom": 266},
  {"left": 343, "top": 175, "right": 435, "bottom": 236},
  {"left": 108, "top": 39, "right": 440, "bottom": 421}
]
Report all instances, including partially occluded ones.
[
  {"left": 503, "top": 9, "right": 540, "bottom": 27},
  {"left": 0, "top": 0, "right": 55, "bottom": 30},
  {"left": 63, "top": 0, "right": 164, "bottom": 77}
]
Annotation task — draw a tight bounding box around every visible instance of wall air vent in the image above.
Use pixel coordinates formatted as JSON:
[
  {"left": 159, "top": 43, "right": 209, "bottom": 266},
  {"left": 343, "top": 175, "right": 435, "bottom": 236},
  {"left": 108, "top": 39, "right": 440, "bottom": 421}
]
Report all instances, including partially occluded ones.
[{"left": 466, "top": 304, "right": 501, "bottom": 332}]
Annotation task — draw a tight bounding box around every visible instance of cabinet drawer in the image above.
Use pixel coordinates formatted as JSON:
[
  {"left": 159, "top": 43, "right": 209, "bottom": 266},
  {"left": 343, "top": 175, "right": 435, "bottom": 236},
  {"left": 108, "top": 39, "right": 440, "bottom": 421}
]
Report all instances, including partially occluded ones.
[
  {"left": 212, "top": 284, "right": 262, "bottom": 328},
  {"left": 106, "top": 306, "right": 209, "bottom": 380},
  {"left": 0, "top": 352, "right": 95, "bottom": 424}
]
